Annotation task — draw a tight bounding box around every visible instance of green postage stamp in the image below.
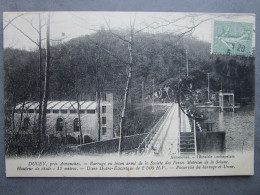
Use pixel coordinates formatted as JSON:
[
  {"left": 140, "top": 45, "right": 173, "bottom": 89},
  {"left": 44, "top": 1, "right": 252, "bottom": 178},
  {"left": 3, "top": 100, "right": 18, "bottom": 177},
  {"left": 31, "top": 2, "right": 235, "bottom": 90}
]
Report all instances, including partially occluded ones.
[{"left": 211, "top": 20, "right": 253, "bottom": 56}]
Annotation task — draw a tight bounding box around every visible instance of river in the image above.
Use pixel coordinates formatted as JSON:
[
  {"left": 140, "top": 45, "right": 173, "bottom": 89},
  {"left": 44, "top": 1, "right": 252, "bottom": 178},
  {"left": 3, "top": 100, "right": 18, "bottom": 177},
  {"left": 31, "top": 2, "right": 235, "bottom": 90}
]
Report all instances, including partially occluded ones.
[{"left": 199, "top": 105, "right": 254, "bottom": 152}]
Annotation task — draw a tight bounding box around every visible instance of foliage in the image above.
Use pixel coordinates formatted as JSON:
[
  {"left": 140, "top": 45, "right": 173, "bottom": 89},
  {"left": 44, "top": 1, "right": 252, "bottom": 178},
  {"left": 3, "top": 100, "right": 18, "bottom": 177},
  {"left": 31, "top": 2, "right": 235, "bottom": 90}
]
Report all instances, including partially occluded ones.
[{"left": 4, "top": 30, "right": 255, "bottom": 111}]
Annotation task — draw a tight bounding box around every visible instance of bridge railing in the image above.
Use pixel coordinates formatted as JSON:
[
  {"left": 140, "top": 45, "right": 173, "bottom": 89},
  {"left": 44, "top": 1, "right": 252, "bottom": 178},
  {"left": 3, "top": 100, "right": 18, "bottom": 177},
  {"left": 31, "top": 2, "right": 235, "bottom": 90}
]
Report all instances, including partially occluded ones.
[
  {"left": 136, "top": 105, "right": 172, "bottom": 154},
  {"left": 193, "top": 119, "right": 197, "bottom": 156},
  {"left": 69, "top": 133, "right": 149, "bottom": 154},
  {"left": 219, "top": 90, "right": 234, "bottom": 93}
]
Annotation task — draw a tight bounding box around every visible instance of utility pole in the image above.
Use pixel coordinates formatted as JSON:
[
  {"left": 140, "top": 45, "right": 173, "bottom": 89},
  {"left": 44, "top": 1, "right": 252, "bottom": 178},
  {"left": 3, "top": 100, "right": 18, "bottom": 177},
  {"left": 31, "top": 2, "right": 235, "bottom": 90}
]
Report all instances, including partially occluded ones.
[
  {"left": 142, "top": 80, "right": 144, "bottom": 111},
  {"left": 95, "top": 60, "right": 101, "bottom": 142},
  {"left": 186, "top": 49, "right": 188, "bottom": 77},
  {"left": 178, "top": 63, "right": 181, "bottom": 135},
  {"left": 178, "top": 81, "right": 181, "bottom": 134},
  {"left": 207, "top": 73, "right": 210, "bottom": 102},
  {"left": 152, "top": 79, "right": 154, "bottom": 112}
]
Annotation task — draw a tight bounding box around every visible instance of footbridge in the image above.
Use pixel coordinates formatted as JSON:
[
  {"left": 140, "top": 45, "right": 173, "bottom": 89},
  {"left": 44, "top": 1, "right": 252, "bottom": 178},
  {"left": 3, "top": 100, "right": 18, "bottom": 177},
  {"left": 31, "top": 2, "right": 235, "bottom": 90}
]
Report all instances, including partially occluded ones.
[{"left": 137, "top": 103, "right": 197, "bottom": 156}]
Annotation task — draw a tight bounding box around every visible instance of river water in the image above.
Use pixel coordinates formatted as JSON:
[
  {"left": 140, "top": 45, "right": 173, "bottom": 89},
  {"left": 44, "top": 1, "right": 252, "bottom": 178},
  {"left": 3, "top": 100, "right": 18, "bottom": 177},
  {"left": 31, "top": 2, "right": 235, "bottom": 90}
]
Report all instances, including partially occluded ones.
[{"left": 199, "top": 105, "right": 254, "bottom": 152}]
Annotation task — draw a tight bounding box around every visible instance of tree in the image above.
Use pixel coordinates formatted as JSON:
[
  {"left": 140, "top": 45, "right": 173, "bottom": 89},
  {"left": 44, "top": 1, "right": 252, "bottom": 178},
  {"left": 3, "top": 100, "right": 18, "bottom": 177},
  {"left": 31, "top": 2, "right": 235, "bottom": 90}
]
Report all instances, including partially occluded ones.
[
  {"left": 118, "top": 27, "right": 134, "bottom": 154},
  {"left": 4, "top": 13, "right": 45, "bottom": 153},
  {"left": 7, "top": 14, "right": 47, "bottom": 147},
  {"left": 4, "top": 13, "right": 255, "bottom": 156},
  {"left": 3, "top": 13, "right": 24, "bottom": 31},
  {"left": 37, "top": 13, "right": 43, "bottom": 148},
  {"left": 84, "top": 14, "right": 217, "bottom": 154},
  {"left": 42, "top": 13, "right": 51, "bottom": 145}
]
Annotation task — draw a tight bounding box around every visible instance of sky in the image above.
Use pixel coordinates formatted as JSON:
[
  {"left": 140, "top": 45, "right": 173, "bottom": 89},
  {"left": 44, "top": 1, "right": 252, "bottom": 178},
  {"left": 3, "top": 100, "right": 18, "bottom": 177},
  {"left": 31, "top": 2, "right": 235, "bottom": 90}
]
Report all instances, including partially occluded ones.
[{"left": 3, "top": 12, "right": 255, "bottom": 51}]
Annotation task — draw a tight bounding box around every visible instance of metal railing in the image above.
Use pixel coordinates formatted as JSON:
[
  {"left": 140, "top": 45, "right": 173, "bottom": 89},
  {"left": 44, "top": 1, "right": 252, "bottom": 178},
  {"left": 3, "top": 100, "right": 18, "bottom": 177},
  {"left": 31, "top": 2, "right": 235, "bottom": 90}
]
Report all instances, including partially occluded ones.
[
  {"left": 178, "top": 119, "right": 180, "bottom": 155},
  {"left": 157, "top": 105, "right": 177, "bottom": 154},
  {"left": 136, "top": 105, "right": 172, "bottom": 154},
  {"left": 219, "top": 90, "right": 234, "bottom": 93},
  {"left": 193, "top": 119, "right": 197, "bottom": 156}
]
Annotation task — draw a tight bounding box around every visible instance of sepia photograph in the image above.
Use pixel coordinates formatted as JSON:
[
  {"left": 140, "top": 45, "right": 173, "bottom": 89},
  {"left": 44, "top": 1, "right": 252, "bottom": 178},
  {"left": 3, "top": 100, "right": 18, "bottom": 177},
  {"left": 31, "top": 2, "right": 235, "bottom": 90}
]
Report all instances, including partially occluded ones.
[{"left": 3, "top": 12, "right": 255, "bottom": 177}]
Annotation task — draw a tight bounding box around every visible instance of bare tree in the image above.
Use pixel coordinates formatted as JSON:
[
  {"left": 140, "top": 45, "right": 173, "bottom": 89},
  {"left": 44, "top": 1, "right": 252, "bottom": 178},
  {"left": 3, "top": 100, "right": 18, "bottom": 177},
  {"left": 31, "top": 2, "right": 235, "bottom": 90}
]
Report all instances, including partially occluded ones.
[
  {"left": 98, "top": 18, "right": 137, "bottom": 155},
  {"left": 37, "top": 13, "right": 43, "bottom": 148},
  {"left": 42, "top": 13, "right": 51, "bottom": 145},
  {"left": 102, "top": 14, "right": 219, "bottom": 154},
  {"left": 118, "top": 27, "right": 134, "bottom": 155},
  {"left": 4, "top": 13, "right": 46, "bottom": 150},
  {"left": 74, "top": 64, "right": 84, "bottom": 144},
  {"left": 3, "top": 13, "right": 25, "bottom": 31}
]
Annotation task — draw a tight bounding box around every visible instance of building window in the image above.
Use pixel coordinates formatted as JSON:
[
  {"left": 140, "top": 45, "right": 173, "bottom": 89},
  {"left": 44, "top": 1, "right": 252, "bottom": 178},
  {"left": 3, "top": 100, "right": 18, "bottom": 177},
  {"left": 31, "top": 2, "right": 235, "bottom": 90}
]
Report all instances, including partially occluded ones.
[
  {"left": 102, "top": 127, "right": 107, "bottom": 135},
  {"left": 70, "top": 110, "right": 77, "bottom": 114},
  {"left": 61, "top": 110, "right": 67, "bottom": 114},
  {"left": 28, "top": 109, "right": 34, "bottom": 113},
  {"left": 53, "top": 110, "right": 59, "bottom": 113},
  {"left": 102, "top": 106, "right": 106, "bottom": 113},
  {"left": 16, "top": 109, "right": 26, "bottom": 113},
  {"left": 22, "top": 117, "right": 30, "bottom": 131},
  {"left": 73, "top": 118, "right": 80, "bottom": 132},
  {"left": 79, "top": 110, "right": 85, "bottom": 114},
  {"left": 41, "top": 110, "right": 51, "bottom": 114},
  {"left": 87, "top": 109, "right": 95, "bottom": 114},
  {"left": 56, "top": 118, "right": 64, "bottom": 131},
  {"left": 101, "top": 93, "right": 107, "bottom": 101},
  {"left": 102, "top": 117, "right": 106, "bottom": 125}
]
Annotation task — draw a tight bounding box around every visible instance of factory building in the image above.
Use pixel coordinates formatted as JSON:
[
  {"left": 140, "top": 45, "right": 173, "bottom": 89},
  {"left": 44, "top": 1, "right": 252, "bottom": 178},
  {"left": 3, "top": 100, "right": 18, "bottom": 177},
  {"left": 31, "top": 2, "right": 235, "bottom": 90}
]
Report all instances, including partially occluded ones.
[{"left": 13, "top": 92, "right": 114, "bottom": 144}]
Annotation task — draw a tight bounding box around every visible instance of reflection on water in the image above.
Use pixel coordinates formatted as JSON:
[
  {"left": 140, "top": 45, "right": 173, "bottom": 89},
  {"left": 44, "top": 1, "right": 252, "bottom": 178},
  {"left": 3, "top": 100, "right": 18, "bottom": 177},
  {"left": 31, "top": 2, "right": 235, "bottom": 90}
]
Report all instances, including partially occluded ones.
[{"left": 200, "top": 105, "right": 254, "bottom": 152}]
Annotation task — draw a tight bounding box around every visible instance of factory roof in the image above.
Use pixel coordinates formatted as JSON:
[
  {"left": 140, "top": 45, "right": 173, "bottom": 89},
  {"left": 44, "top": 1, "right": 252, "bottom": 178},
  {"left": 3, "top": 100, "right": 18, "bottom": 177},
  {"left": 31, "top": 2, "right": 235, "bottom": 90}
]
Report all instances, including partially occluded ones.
[{"left": 15, "top": 101, "right": 97, "bottom": 110}]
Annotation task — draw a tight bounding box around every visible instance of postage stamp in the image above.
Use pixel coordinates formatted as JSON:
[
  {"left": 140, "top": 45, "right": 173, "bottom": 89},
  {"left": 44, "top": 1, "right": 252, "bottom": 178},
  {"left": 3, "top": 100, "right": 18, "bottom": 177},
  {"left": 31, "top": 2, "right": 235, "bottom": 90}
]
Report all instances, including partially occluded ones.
[{"left": 211, "top": 20, "right": 253, "bottom": 56}]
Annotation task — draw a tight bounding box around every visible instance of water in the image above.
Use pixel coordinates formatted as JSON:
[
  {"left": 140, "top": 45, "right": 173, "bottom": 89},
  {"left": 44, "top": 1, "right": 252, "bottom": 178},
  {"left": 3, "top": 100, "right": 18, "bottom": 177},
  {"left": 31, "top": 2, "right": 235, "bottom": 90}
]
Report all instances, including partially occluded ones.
[{"left": 200, "top": 105, "right": 254, "bottom": 152}]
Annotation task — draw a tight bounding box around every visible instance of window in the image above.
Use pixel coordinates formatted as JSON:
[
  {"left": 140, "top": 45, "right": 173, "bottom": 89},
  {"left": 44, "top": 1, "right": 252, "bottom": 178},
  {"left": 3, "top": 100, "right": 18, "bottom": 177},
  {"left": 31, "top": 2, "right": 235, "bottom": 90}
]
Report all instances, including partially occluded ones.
[
  {"left": 102, "top": 106, "right": 106, "bottom": 113},
  {"left": 53, "top": 110, "right": 59, "bottom": 113},
  {"left": 22, "top": 118, "right": 30, "bottom": 131},
  {"left": 87, "top": 109, "right": 95, "bottom": 114},
  {"left": 16, "top": 110, "right": 26, "bottom": 113},
  {"left": 41, "top": 110, "right": 51, "bottom": 114},
  {"left": 102, "top": 127, "right": 107, "bottom": 135},
  {"left": 79, "top": 110, "right": 85, "bottom": 114},
  {"left": 73, "top": 118, "right": 80, "bottom": 132},
  {"left": 101, "top": 93, "right": 107, "bottom": 101},
  {"left": 61, "top": 110, "right": 67, "bottom": 114},
  {"left": 28, "top": 109, "right": 34, "bottom": 113},
  {"left": 56, "top": 118, "right": 64, "bottom": 131},
  {"left": 70, "top": 110, "right": 77, "bottom": 114},
  {"left": 102, "top": 117, "right": 106, "bottom": 125}
]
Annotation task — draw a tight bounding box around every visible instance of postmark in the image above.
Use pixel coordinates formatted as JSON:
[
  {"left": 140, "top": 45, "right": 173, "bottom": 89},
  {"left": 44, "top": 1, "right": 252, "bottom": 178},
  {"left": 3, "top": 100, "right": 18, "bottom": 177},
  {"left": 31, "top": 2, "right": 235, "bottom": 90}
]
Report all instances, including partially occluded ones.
[{"left": 211, "top": 20, "right": 253, "bottom": 56}]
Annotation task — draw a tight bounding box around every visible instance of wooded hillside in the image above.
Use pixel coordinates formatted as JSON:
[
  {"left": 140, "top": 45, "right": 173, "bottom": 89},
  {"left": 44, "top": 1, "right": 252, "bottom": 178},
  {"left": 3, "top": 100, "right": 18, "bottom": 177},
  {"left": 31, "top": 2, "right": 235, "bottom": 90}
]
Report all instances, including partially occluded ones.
[{"left": 4, "top": 30, "right": 255, "bottom": 110}]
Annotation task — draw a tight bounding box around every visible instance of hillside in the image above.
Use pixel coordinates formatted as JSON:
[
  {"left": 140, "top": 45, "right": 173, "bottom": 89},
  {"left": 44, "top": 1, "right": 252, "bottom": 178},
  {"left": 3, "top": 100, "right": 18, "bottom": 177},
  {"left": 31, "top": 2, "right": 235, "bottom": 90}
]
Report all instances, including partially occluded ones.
[{"left": 4, "top": 30, "right": 255, "bottom": 109}]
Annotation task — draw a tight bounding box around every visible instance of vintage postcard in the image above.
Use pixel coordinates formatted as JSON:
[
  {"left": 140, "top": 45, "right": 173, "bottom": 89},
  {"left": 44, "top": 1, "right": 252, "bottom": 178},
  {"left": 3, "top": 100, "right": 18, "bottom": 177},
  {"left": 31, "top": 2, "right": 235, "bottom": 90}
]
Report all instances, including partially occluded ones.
[{"left": 3, "top": 12, "right": 255, "bottom": 177}]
